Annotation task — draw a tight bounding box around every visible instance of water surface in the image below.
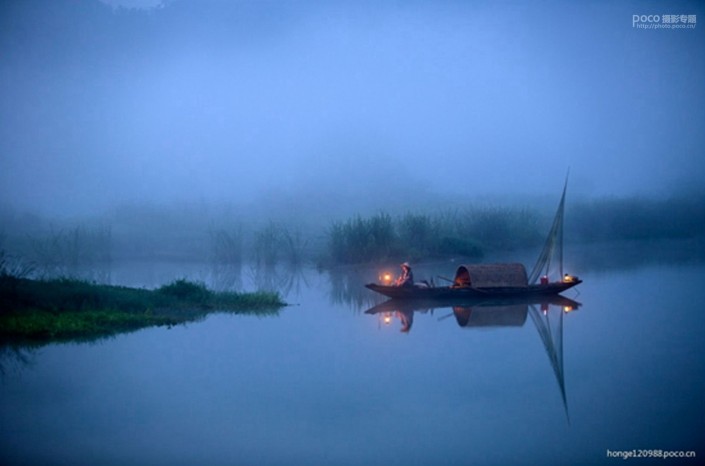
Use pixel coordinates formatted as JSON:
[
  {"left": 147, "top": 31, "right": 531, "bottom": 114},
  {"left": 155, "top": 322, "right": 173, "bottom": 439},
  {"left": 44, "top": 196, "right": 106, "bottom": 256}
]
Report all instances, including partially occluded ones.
[{"left": 1, "top": 260, "right": 703, "bottom": 465}]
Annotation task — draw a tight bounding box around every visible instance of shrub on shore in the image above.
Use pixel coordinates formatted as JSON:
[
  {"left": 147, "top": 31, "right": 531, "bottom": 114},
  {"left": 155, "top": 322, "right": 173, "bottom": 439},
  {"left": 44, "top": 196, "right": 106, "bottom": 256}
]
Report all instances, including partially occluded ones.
[{"left": 0, "top": 276, "right": 285, "bottom": 342}]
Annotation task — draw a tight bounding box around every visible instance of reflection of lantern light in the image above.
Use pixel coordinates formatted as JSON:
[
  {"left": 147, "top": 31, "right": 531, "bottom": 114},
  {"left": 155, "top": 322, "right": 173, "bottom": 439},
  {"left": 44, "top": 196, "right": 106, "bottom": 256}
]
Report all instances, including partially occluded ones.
[{"left": 383, "top": 313, "right": 392, "bottom": 325}]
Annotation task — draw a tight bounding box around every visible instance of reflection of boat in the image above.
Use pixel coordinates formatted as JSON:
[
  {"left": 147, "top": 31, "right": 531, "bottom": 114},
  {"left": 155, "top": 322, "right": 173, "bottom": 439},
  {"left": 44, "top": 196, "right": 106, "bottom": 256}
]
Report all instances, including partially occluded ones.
[
  {"left": 364, "top": 294, "right": 580, "bottom": 324},
  {"left": 365, "top": 177, "right": 582, "bottom": 300},
  {"left": 365, "top": 294, "right": 578, "bottom": 419}
]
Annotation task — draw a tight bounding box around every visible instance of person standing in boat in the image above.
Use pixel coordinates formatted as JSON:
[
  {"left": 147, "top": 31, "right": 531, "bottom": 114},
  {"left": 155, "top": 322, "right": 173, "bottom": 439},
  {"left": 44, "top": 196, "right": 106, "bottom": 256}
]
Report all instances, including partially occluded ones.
[{"left": 395, "top": 262, "right": 414, "bottom": 288}]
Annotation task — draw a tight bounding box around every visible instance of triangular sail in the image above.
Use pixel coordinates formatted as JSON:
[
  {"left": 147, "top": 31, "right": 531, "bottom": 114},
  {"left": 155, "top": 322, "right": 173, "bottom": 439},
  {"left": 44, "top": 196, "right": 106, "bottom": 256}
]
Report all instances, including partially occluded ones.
[{"left": 529, "top": 175, "right": 568, "bottom": 284}]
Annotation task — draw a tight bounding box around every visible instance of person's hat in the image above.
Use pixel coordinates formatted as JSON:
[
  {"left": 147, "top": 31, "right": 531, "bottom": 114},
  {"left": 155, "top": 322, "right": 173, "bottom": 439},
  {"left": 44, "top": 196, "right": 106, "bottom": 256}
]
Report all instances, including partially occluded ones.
[{"left": 401, "top": 262, "right": 411, "bottom": 268}]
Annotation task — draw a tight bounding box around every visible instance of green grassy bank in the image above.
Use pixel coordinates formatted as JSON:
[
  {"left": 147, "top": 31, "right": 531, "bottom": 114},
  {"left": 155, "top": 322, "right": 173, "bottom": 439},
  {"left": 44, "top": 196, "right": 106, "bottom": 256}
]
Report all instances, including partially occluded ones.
[{"left": 0, "top": 276, "right": 285, "bottom": 342}]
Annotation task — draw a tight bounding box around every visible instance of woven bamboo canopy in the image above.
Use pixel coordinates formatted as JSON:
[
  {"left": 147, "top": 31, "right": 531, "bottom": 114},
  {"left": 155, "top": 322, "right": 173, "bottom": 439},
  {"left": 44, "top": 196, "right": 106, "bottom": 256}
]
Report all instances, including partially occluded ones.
[{"left": 453, "top": 263, "right": 528, "bottom": 288}]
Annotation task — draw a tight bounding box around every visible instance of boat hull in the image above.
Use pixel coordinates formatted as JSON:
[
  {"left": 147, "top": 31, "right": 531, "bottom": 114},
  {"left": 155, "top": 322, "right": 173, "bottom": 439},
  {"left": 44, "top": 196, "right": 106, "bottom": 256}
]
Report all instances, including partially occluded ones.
[{"left": 365, "top": 280, "right": 581, "bottom": 300}]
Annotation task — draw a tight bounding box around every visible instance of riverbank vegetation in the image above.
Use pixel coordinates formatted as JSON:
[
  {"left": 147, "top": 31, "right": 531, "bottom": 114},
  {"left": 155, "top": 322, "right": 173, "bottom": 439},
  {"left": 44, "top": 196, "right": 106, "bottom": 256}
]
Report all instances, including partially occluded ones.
[
  {"left": 1, "top": 193, "right": 704, "bottom": 270},
  {"left": 327, "top": 211, "right": 496, "bottom": 264},
  {"left": 0, "top": 275, "right": 285, "bottom": 342}
]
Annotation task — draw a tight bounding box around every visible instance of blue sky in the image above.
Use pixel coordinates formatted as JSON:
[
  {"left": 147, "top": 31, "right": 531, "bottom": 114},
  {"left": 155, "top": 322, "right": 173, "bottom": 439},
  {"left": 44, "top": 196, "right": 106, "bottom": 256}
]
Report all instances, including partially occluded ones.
[{"left": 1, "top": 0, "right": 703, "bottom": 216}]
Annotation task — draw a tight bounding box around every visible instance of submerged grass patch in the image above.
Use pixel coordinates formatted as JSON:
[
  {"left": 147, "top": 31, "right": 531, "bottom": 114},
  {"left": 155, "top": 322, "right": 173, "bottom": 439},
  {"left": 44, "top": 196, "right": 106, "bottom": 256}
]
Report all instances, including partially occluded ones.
[{"left": 0, "top": 276, "right": 285, "bottom": 342}]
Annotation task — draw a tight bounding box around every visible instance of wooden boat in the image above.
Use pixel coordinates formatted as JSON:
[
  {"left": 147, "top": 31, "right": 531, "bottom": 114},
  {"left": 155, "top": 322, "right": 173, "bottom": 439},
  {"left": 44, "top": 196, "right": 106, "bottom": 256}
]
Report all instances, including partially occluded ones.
[
  {"left": 365, "top": 177, "right": 582, "bottom": 300},
  {"left": 365, "top": 263, "right": 581, "bottom": 299}
]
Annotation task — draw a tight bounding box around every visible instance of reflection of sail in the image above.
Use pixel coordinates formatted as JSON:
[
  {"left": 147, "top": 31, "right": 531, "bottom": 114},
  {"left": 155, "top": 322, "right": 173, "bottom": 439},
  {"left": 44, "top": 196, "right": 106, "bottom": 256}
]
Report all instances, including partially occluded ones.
[
  {"left": 364, "top": 295, "right": 579, "bottom": 420},
  {"left": 528, "top": 303, "right": 569, "bottom": 421},
  {"left": 529, "top": 175, "right": 568, "bottom": 284}
]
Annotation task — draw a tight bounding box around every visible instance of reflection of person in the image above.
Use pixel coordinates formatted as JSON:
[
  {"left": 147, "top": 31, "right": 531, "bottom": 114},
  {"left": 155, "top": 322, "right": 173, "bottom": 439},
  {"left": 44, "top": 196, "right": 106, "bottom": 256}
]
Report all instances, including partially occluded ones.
[
  {"left": 453, "top": 306, "right": 472, "bottom": 327},
  {"left": 395, "top": 309, "right": 414, "bottom": 333},
  {"left": 395, "top": 262, "right": 414, "bottom": 288}
]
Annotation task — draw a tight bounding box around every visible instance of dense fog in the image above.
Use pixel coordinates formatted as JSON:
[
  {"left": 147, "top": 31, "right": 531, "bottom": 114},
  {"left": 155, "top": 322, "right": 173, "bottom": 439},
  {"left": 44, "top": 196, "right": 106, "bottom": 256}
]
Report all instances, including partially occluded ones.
[{"left": 1, "top": 0, "right": 704, "bottom": 266}]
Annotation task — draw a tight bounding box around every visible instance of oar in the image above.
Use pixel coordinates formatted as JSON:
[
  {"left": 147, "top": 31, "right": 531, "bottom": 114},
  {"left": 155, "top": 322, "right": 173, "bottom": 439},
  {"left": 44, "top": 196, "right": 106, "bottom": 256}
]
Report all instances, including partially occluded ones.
[{"left": 437, "top": 275, "right": 454, "bottom": 283}]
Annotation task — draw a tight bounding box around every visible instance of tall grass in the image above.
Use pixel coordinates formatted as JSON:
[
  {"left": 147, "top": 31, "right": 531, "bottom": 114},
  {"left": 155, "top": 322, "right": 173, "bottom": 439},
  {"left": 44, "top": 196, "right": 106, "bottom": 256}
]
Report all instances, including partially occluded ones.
[
  {"left": 28, "top": 226, "right": 111, "bottom": 279},
  {"left": 279, "top": 228, "right": 307, "bottom": 265},
  {"left": 3, "top": 195, "right": 703, "bottom": 270},
  {"left": 206, "top": 228, "right": 244, "bottom": 292},
  {"left": 253, "top": 222, "right": 282, "bottom": 266},
  {"left": 329, "top": 213, "right": 399, "bottom": 264},
  {"left": 324, "top": 196, "right": 705, "bottom": 266},
  {"left": 252, "top": 222, "right": 307, "bottom": 266},
  {"left": 328, "top": 210, "right": 499, "bottom": 265},
  {"left": 210, "top": 228, "right": 243, "bottom": 265},
  {"left": 0, "top": 248, "right": 35, "bottom": 279},
  {"left": 208, "top": 262, "right": 243, "bottom": 293}
]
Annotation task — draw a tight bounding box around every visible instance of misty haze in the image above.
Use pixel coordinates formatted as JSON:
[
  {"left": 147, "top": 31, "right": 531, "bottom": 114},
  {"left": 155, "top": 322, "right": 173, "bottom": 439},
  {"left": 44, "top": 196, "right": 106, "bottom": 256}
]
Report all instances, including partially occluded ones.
[{"left": 1, "top": 1, "right": 704, "bottom": 465}]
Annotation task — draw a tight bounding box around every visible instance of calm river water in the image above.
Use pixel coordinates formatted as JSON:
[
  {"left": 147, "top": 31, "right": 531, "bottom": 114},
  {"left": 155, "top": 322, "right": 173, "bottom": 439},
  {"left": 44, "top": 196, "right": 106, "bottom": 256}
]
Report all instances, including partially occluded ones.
[{"left": 1, "top": 250, "right": 704, "bottom": 465}]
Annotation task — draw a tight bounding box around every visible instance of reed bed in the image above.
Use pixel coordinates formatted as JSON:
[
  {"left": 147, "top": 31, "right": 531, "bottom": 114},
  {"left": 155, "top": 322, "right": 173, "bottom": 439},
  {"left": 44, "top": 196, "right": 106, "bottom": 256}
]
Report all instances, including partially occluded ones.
[
  {"left": 252, "top": 222, "right": 307, "bottom": 266},
  {"left": 326, "top": 207, "right": 540, "bottom": 265},
  {"left": 209, "top": 228, "right": 243, "bottom": 265},
  {"left": 27, "top": 226, "right": 112, "bottom": 279},
  {"left": 2, "top": 196, "right": 703, "bottom": 270}
]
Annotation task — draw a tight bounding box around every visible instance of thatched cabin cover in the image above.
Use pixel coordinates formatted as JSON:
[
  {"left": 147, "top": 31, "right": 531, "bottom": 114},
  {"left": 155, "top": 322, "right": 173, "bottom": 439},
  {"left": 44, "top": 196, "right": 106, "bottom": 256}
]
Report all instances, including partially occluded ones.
[{"left": 454, "top": 263, "right": 528, "bottom": 288}]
